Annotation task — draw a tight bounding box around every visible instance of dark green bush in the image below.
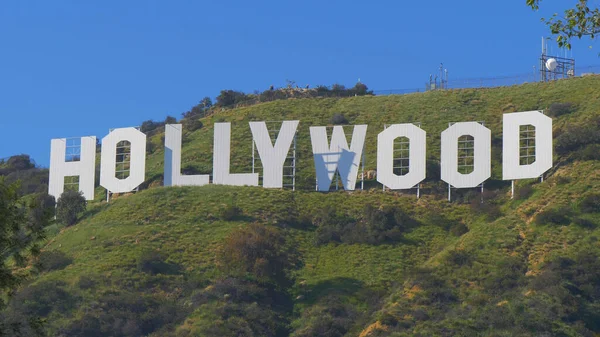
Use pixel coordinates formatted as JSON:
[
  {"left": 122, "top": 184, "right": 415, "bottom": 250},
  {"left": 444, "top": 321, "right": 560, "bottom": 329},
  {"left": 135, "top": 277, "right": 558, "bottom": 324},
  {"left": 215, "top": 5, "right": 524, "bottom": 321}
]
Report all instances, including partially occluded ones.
[
  {"left": 312, "top": 208, "right": 354, "bottom": 244},
  {"left": 534, "top": 206, "right": 572, "bottom": 225},
  {"left": 192, "top": 278, "right": 290, "bottom": 337},
  {"left": 425, "top": 158, "right": 441, "bottom": 182},
  {"left": 194, "top": 277, "right": 268, "bottom": 305},
  {"left": 34, "top": 250, "right": 72, "bottom": 272},
  {"left": 216, "top": 90, "right": 250, "bottom": 108},
  {"left": 291, "top": 295, "right": 357, "bottom": 337},
  {"left": 449, "top": 222, "right": 469, "bottom": 236},
  {"left": 137, "top": 251, "right": 180, "bottom": 275},
  {"left": 580, "top": 193, "right": 600, "bottom": 213},
  {"left": 574, "top": 217, "right": 597, "bottom": 228},
  {"left": 555, "top": 125, "right": 600, "bottom": 155},
  {"left": 575, "top": 143, "right": 600, "bottom": 161},
  {"left": 529, "top": 252, "right": 600, "bottom": 332},
  {"left": 218, "top": 223, "right": 299, "bottom": 287},
  {"left": 330, "top": 113, "right": 349, "bottom": 125},
  {"left": 140, "top": 120, "right": 163, "bottom": 134},
  {"left": 446, "top": 250, "right": 473, "bottom": 266},
  {"left": 182, "top": 97, "right": 212, "bottom": 118},
  {"left": 10, "top": 280, "right": 76, "bottom": 317},
  {"left": 482, "top": 257, "right": 527, "bottom": 294},
  {"left": 470, "top": 200, "right": 503, "bottom": 220},
  {"left": 61, "top": 291, "right": 184, "bottom": 337},
  {"left": 6, "top": 154, "right": 35, "bottom": 170},
  {"left": 76, "top": 275, "right": 97, "bottom": 290},
  {"left": 56, "top": 190, "right": 86, "bottom": 226},
  {"left": 313, "top": 205, "right": 416, "bottom": 245},
  {"left": 553, "top": 175, "right": 571, "bottom": 185},
  {"left": 0, "top": 155, "right": 49, "bottom": 196},
  {"left": 183, "top": 117, "right": 203, "bottom": 132},
  {"left": 219, "top": 205, "right": 243, "bottom": 221},
  {"left": 546, "top": 102, "right": 575, "bottom": 117},
  {"left": 409, "top": 268, "right": 458, "bottom": 305},
  {"left": 515, "top": 184, "right": 534, "bottom": 200},
  {"left": 350, "top": 82, "right": 372, "bottom": 96},
  {"left": 29, "top": 193, "right": 56, "bottom": 229}
]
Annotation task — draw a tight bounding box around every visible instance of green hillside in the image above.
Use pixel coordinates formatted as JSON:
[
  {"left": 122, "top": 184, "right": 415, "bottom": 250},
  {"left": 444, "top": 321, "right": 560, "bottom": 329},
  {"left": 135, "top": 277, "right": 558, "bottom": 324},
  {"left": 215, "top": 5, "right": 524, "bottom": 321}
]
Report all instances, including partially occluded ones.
[{"left": 4, "top": 75, "right": 600, "bottom": 336}]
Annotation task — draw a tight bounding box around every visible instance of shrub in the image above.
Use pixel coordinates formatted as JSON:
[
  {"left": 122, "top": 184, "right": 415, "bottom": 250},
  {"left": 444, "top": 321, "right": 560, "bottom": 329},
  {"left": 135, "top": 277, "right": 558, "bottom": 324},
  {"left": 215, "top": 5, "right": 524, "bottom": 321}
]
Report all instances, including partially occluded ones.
[
  {"left": 534, "top": 206, "right": 572, "bottom": 225},
  {"left": 515, "top": 184, "right": 534, "bottom": 200},
  {"left": 470, "top": 200, "right": 503, "bottom": 220},
  {"left": 197, "top": 277, "right": 269, "bottom": 305},
  {"left": 553, "top": 175, "right": 571, "bottom": 185},
  {"left": 219, "top": 205, "right": 243, "bottom": 221},
  {"left": 216, "top": 90, "right": 250, "bottom": 108},
  {"left": 314, "top": 205, "right": 417, "bottom": 245},
  {"left": 409, "top": 268, "right": 457, "bottom": 305},
  {"left": 291, "top": 295, "right": 357, "bottom": 337},
  {"left": 330, "top": 83, "right": 346, "bottom": 94},
  {"left": 218, "top": 223, "right": 299, "bottom": 286},
  {"left": 56, "top": 190, "right": 86, "bottom": 226},
  {"left": 449, "top": 222, "right": 469, "bottom": 236},
  {"left": 200, "top": 96, "right": 213, "bottom": 109},
  {"left": 446, "top": 250, "right": 473, "bottom": 267},
  {"left": 573, "top": 217, "right": 597, "bottom": 228},
  {"left": 425, "top": 158, "right": 441, "bottom": 182},
  {"left": 188, "top": 277, "right": 292, "bottom": 337},
  {"left": 183, "top": 117, "right": 203, "bottom": 132},
  {"left": 350, "top": 82, "right": 372, "bottom": 96},
  {"left": 482, "top": 257, "right": 527, "bottom": 294},
  {"left": 330, "top": 113, "right": 349, "bottom": 125},
  {"left": 546, "top": 102, "right": 575, "bottom": 117},
  {"left": 164, "top": 115, "right": 177, "bottom": 124},
  {"left": 137, "top": 250, "right": 180, "bottom": 275},
  {"left": 575, "top": 143, "right": 600, "bottom": 161},
  {"left": 193, "top": 280, "right": 288, "bottom": 337},
  {"left": 580, "top": 193, "right": 600, "bottom": 213},
  {"left": 77, "top": 275, "right": 97, "bottom": 290},
  {"left": 531, "top": 250, "right": 600, "bottom": 331},
  {"left": 10, "top": 280, "right": 76, "bottom": 316},
  {"left": 555, "top": 125, "right": 600, "bottom": 155},
  {"left": 29, "top": 193, "right": 56, "bottom": 229},
  {"left": 61, "top": 291, "right": 184, "bottom": 337},
  {"left": 312, "top": 208, "right": 355, "bottom": 244},
  {"left": 34, "top": 250, "right": 72, "bottom": 272},
  {"left": 140, "top": 120, "right": 163, "bottom": 134},
  {"left": 6, "top": 154, "right": 35, "bottom": 170}
]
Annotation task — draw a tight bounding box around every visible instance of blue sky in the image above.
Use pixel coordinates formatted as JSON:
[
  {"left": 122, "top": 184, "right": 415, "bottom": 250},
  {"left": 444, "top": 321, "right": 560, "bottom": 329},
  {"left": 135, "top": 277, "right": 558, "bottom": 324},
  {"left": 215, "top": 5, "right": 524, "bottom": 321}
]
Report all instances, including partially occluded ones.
[{"left": 0, "top": 0, "right": 598, "bottom": 166}]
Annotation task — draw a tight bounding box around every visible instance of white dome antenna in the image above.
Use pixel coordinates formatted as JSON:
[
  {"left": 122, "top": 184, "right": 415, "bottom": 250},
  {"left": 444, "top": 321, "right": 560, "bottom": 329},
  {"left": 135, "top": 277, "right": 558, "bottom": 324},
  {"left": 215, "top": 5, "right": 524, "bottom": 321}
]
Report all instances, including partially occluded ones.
[{"left": 545, "top": 58, "right": 558, "bottom": 71}]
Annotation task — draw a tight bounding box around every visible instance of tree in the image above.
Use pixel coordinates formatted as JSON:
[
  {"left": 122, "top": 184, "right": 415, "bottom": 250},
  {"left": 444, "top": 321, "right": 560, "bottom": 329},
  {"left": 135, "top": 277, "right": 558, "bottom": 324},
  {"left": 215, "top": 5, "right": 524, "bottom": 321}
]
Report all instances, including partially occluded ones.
[
  {"left": 0, "top": 180, "right": 50, "bottom": 317},
  {"left": 528, "top": 0, "right": 600, "bottom": 49},
  {"left": 351, "top": 82, "right": 371, "bottom": 96},
  {"left": 56, "top": 190, "right": 86, "bottom": 226},
  {"left": 218, "top": 223, "right": 300, "bottom": 287},
  {"left": 200, "top": 96, "right": 212, "bottom": 109},
  {"left": 215, "top": 90, "right": 249, "bottom": 108},
  {"left": 6, "top": 155, "right": 35, "bottom": 171},
  {"left": 140, "top": 120, "right": 160, "bottom": 133},
  {"left": 164, "top": 115, "right": 177, "bottom": 124}
]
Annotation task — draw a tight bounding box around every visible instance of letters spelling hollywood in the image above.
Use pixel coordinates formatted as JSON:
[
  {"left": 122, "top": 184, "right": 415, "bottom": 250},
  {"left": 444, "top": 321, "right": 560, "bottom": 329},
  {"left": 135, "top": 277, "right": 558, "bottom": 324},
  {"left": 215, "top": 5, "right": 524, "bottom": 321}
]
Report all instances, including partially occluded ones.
[{"left": 48, "top": 111, "right": 552, "bottom": 200}]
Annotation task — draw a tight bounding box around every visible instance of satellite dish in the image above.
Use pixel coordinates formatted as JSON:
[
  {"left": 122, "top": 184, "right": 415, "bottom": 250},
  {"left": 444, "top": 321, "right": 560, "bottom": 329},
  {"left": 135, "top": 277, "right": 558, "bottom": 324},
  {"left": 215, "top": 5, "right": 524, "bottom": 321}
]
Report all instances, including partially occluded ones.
[{"left": 546, "top": 58, "right": 558, "bottom": 71}]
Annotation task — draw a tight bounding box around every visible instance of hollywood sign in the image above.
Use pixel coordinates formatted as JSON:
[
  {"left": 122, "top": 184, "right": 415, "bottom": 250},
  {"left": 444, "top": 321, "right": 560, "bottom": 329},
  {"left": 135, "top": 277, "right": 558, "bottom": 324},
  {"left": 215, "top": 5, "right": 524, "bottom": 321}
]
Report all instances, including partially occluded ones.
[{"left": 48, "top": 111, "right": 552, "bottom": 201}]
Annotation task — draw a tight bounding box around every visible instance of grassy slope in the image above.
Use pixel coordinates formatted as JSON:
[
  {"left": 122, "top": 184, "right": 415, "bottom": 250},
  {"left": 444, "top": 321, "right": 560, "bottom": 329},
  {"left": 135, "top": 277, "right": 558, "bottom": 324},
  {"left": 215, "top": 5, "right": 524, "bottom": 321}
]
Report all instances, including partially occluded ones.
[{"left": 28, "top": 75, "right": 600, "bottom": 335}]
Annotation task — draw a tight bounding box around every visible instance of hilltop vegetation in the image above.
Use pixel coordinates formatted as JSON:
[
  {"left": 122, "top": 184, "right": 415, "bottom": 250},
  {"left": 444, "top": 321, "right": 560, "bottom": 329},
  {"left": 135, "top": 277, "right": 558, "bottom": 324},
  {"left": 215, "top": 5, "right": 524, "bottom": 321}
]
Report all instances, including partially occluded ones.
[
  {"left": 0, "top": 155, "right": 49, "bottom": 196},
  {"left": 2, "top": 75, "right": 600, "bottom": 336}
]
